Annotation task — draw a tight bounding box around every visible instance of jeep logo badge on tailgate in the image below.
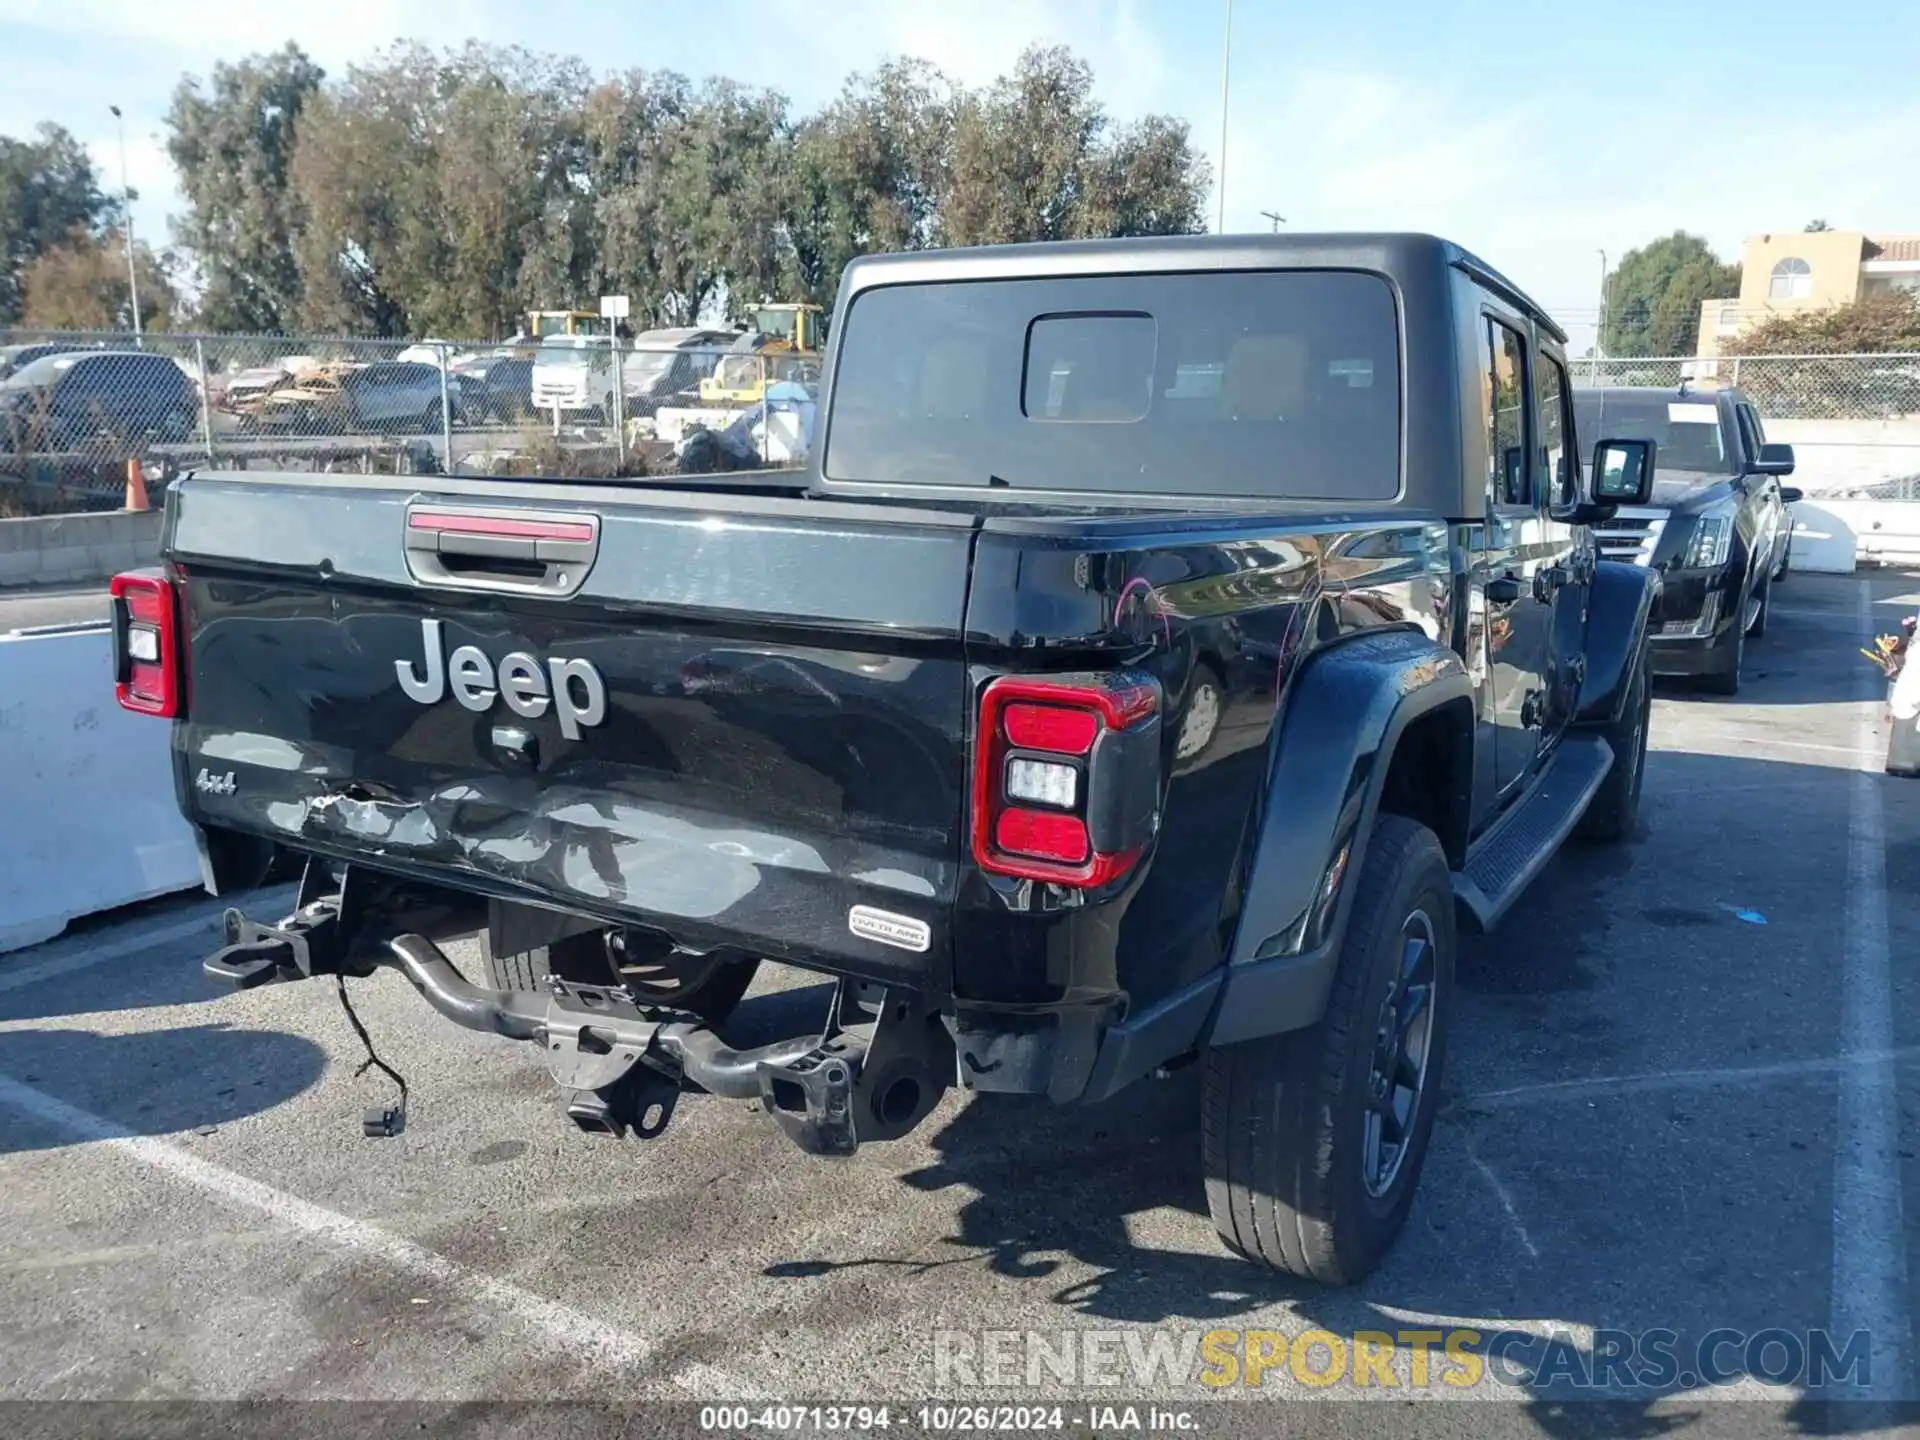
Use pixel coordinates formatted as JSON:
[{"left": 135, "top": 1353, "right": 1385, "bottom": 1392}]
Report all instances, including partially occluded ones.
[{"left": 396, "top": 618, "right": 607, "bottom": 739}]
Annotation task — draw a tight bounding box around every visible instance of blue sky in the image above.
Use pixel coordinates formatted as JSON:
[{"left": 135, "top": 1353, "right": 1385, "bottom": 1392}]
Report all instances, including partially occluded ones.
[{"left": 3, "top": 0, "right": 1916, "bottom": 351}]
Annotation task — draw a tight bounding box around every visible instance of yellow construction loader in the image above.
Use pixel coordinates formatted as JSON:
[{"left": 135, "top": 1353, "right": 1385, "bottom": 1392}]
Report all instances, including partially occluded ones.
[{"left": 697, "top": 303, "right": 825, "bottom": 406}]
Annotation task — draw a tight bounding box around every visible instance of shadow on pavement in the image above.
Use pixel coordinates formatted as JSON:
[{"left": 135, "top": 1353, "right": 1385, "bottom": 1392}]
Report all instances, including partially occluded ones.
[
  {"left": 0, "top": 1022, "right": 327, "bottom": 1154},
  {"left": 759, "top": 746, "right": 1912, "bottom": 1430}
]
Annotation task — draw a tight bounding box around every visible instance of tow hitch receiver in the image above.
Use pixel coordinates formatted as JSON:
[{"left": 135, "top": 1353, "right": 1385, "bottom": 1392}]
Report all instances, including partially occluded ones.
[
  {"left": 537, "top": 977, "right": 680, "bottom": 1140},
  {"left": 203, "top": 899, "right": 351, "bottom": 989}
]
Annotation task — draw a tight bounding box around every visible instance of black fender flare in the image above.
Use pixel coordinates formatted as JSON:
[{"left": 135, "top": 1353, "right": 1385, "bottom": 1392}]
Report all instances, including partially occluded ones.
[
  {"left": 1575, "top": 560, "right": 1660, "bottom": 729},
  {"left": 1206, "top": 628, "right": 1474, "bottom": 1047}
]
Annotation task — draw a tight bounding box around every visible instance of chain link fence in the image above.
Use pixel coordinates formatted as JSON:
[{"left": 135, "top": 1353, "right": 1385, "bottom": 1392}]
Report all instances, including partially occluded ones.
[
  {"left": 0, "top": 327, "right": 818, "bottom": 514},
  {"left": 1575, "top": 353, "right": 1920, "bottom": 500},
  {"left": 6, "top": 328, "right": 1916, "bottom": 513}
]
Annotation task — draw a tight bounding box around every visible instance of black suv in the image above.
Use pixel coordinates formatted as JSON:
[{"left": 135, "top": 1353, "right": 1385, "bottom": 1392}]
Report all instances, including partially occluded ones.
[
  {"left": 0, "top": 350, "right": 199, "bottom": 453},
  {"left": 1574, "top": 386, "right": 1801, "bottom": 695}
]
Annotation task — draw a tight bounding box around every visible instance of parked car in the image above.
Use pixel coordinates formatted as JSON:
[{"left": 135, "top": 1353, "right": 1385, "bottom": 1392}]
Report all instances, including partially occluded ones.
[
  {"left": 255, "top": 362, "right": 465, "bottom": 435},
  {"left": 220, "top": 365, "right": 297, "bottom": 416},
  {"left": 0, "top": 350, "right": 198, "bottom": 452},
  {"left": 131, "top": 232, "right": 1662, "bottom": 1286},
  {"left": 251, "top": 368, "right": 356, "bottom": 433},
  {"left": 1574, "top": 385, "right": 1801, "bottom": 695},
  {"left": 622, "top": 328, "right": 733, "bottom": 415},
  {"left": 0, "top": 341, "right": 97, "bottom": 383},
  {"left": 451, "top": 353, "right": 536, "bottom": 424}
]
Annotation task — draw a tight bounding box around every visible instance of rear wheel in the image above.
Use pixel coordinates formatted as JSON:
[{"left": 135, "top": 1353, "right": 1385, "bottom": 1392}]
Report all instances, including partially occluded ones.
[
  {"left": 483, "top": 929, "right": 759, "bottom": 1026},
  {"left": 1201, "top": 815, "right": 1453, "bottom": 1284}
]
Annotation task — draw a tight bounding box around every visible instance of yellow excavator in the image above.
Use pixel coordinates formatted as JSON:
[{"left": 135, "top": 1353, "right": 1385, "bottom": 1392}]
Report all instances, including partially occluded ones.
[{"left": 697, "top": 303, "right": 826, "bottom": 406}]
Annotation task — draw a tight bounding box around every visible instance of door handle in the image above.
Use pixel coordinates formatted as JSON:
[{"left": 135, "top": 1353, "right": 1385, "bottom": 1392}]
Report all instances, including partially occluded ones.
[{"left": 1486, "top": 574, "right": 1522, "bottom": 604}]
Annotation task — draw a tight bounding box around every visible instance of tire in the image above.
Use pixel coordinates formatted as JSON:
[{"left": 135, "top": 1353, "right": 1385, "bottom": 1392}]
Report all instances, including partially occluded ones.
[
  {"left": 1746, "top": 570, "right": 1772, "bottom": 639},
  {"left": 1702, "top": 607, "right": 1744, "bottom": 697},
  {"left": 483, "top": 927, "right": 759, "bottom": 1027},
  {"left": 1201, "top": 815, "right": 1454, "bottom": 1285},
  {"left": 1577, "top": 645, "right": 1649, "bottom": 842}
]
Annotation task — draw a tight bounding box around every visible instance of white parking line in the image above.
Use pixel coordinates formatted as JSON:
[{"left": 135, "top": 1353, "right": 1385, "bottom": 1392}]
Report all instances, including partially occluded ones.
[
  {"left": 0, "top": 1070, "right": 658, "bottom": 1371},
  {"left": 1832, "top": 582, "right": 1909, "bottom": 1403}
]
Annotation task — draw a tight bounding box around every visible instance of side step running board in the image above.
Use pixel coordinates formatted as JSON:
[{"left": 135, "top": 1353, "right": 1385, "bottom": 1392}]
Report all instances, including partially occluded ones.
[{"left": 1452, "top": 732, "right": 1614, "bottom": 934}]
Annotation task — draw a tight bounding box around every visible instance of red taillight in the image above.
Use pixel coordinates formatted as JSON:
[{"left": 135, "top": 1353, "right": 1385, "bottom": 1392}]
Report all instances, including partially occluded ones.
[
  {"left": 1003, "top": 702, "right": 1098, "bottom": 754},
  {"left": 995, "top": 807, "right": 1091, "bottom": 865},
  {"left": 972, "top": 674, "right": 1160, "bottom": 888},
  {"left": 110, "top": 570, "right": 183, "bottom": 717}
]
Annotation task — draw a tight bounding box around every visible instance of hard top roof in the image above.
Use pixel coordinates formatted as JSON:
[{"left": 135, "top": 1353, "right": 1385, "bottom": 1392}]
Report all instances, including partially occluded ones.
[{"left": 838, "top": 232, "right": 1565, "bottom": 343}]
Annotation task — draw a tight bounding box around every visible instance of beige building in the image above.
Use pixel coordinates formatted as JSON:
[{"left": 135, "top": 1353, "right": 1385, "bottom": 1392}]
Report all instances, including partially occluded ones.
[{"left": 1694, "top": 230, "right": 1920, "bottom": 355}]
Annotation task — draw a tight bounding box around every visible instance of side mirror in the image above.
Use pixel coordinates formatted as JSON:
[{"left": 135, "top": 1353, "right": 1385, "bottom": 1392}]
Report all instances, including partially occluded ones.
[
  {"left": 1780, "top": 486, "right": 1804, "bottom": 504},
  {"left": 1592, "top": 437, "right": 1656, "bottom": 507},
  {"left": 1752, "top": 442, "right": 1796, "bottom": 476}
]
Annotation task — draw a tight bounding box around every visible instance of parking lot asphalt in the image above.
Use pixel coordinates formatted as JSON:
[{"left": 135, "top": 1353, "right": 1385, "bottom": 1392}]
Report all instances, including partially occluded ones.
[{"left": 0, "top": 570, "right": 1917, "bottom": 1437}]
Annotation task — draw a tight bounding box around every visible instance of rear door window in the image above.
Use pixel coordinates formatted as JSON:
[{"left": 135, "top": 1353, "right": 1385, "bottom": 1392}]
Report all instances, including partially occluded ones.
[
  {"left": 1533, "top": 351, "right": 1577, "bottom": 507},
  {"left": 824, "top": 269, "right": 1401, "bottom": 500},
  {"left": 1480, "top": 318, "right": 1531, "bottom": 509}
]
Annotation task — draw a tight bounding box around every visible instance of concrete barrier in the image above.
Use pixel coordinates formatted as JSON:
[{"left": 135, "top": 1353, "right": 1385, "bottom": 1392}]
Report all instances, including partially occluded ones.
[
  {"left": 0, "top": 625, "right": 202, "bottom": 952},
  {"left": 1789, "top": 499, "right": 1920, "bottom": 574},
  {"left": 0, "top": 509, "right": 164, "bottom": 590}
]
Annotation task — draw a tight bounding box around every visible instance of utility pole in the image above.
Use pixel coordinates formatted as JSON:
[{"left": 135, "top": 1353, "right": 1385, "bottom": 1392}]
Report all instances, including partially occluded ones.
[
  {"left": 109, "top": 105, "right": 141, "bottom": 341},
  {"left": 1260, "top": 210, "right": 1286, "bottom": 232},
  {"left": 1216, "top": 0, "right": 1233, "bottom": 233},
  {"left": 1595, "top": 249, "right": 1609, "bottom": 362}
]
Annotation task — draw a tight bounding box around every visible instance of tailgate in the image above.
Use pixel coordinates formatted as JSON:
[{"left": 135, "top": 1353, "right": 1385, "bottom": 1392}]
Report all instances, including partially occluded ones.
[{"left": 167, "top": 474, "right": 977, "bottom": 987}]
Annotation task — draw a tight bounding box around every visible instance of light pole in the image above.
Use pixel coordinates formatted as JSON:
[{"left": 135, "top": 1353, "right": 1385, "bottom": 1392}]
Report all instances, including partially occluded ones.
[
  {"left": 1595, "top": 248, "right": 1608, "bottom": 363},
  {"left": 1260, "top": 210, "right": 1286, "bottom": 232},
  {"left": 109, "top": 105, "right": 141, "bottom": 340},
  {"left": 1216, "top": 0, "right": 1233, "bottom": 233}
]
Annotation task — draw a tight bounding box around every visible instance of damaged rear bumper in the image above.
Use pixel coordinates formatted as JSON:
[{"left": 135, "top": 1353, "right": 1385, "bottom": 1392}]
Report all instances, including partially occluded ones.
[{"left": 199, "top": 859, "right": 1216, "bottom": 1154}]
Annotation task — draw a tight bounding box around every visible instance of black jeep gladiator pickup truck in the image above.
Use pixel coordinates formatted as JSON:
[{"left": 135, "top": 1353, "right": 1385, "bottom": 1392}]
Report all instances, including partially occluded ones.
[{"left": 113, "top": 233, "right": 1660, "bottom": 1284}]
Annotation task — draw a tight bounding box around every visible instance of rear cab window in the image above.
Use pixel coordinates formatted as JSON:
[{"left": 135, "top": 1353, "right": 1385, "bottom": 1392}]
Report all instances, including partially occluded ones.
[{"left": 823, "top": 270, "right": 1402, "bottom": 500}]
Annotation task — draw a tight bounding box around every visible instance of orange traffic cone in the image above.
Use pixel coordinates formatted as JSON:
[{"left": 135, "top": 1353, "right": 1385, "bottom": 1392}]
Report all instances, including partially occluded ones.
[{"left": 124, "top": 458, "right": 149, "bottom": 512}]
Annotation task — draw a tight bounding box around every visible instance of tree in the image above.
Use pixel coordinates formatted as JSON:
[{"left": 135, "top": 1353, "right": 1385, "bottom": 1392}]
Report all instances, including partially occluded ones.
[
  {"left": 943, "top": 46, "right": 1206, "bottom": 249},
  {"left": 785, "top": 59, "right": 957, "bottom": 305},
  {"left": 1724, "top": 289, "right": 1920, "bottom": 355},
  {"left": 1601, "top": 232, "right": 1740, "bottom": 357},
  {"left": 141, "top": 37, "right": 1211, "bottom": 338},
  {"left": 21, "top": 228, "right": 176, "bottom": 331},
  {"left": 0, "top": 124, "right": 109, "bottom": 324},
  {"left": 166, "top": 45, "right": 325, "bottom": 332}
]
